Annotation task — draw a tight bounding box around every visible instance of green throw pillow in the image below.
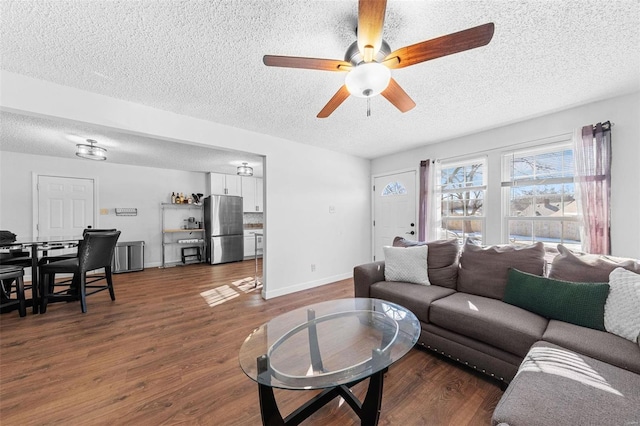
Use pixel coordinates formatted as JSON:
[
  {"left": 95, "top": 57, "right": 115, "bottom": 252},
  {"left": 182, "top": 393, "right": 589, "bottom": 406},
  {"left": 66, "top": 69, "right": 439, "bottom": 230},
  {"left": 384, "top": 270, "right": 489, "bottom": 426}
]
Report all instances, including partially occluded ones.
[{"left": 504, "top": 268, "right": 610, "bottom": 331}]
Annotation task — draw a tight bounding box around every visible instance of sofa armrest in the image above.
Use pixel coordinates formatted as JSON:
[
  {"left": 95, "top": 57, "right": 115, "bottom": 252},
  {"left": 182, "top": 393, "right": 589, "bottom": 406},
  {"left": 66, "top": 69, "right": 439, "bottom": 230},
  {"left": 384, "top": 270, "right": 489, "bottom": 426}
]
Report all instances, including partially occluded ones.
[{"left": 354, "top": 261, "right": 386, "bottom": 297}]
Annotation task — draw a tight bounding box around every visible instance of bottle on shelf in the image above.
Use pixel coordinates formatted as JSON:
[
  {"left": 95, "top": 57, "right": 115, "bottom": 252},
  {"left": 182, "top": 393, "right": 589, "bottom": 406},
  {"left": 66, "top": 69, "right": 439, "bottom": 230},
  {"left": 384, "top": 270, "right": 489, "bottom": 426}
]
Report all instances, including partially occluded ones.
[{"left": 171, "top": 192, "right": 176, "bottom": 204}]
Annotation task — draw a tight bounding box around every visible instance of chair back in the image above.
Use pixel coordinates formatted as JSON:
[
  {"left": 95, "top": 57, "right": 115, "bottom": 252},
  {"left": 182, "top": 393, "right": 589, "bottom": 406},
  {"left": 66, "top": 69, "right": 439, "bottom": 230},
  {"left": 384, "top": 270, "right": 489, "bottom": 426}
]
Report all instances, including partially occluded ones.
[
  {"left": 0, "top": 249, "right": 32, "bottom": 268},
  {"left": 78, "top": 231, "right": 121, "bottom": 272},
  {"left": 83, "top": 228, "right": 117, "bottom": 236},
  {"left": 75, "top": 228, "right": 118, "bottom": 252}
]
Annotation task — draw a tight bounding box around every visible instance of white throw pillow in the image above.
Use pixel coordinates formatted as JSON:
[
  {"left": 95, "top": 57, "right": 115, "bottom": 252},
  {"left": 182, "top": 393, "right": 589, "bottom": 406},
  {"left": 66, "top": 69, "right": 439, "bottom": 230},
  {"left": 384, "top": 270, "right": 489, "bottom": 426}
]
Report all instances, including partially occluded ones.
[
  {"left": 383, "top": 245, "right": 430, "bottom": 285},
  {"left": 604, "top": 268, "right": 640, "bottom": 343}
]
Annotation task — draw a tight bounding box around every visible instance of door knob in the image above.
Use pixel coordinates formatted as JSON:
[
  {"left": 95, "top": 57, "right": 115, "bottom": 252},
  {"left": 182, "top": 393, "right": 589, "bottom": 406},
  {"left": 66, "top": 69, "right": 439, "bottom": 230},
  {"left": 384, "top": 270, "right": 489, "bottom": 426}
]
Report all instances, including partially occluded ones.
[{"left": 405, "top": 231, "right": 415, "bottom": 235}]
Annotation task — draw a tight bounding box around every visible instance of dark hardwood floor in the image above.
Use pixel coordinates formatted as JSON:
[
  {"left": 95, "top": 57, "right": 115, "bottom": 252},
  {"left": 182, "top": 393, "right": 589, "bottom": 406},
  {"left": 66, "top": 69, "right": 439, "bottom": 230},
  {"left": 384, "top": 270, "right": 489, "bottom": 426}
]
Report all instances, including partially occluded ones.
[{"left": 0, "top": 261, "right": 503, "bottom": 425}]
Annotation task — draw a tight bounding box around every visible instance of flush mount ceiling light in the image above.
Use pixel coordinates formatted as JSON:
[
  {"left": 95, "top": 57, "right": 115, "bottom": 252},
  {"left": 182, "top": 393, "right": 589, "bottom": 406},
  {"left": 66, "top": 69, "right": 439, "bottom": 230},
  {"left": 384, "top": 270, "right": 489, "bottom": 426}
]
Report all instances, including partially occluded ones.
[
  {"left": 76, "top": 139, "right": 107, "bottom": 161},
  {"left": 237, "top": 162, "right": 253, "bottom": 177}
]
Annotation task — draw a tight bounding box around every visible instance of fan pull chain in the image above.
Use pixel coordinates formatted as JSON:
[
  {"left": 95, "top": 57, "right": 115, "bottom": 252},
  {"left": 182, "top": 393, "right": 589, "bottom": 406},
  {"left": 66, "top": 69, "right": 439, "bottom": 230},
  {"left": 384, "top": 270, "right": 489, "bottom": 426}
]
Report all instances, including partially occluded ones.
[{"left": 363, "top": 89, "right": 373, "bottom": 117}]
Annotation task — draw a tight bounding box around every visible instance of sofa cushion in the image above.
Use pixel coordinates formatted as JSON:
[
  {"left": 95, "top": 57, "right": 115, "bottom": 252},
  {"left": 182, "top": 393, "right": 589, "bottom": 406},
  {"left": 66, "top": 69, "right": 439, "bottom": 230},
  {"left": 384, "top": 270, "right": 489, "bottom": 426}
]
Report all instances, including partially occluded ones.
[
  {"left": 504, "top": 268, "right": 609, "bottom": 331},
  {"left": 370, "top": 281, "right": 455, "bottom": 323},
  {"left": 549, "top": 244, "right": 640, "bottom": 282},
  {"left": 457, "top": 241, "right": 545, "bottom": 299},
  {"left": 429, "top": 292, "right": 548, "bottom": 357},
  {"left": 542, "top": 319, "right": 640, "bottom": 374},
  {"left": 492, "top": 341, "right": 640, "bottom": 426},
  {"left": 605, "top": 267, "right": 640, "bottom": 342},
  {"left": 393, "top": 237, "right": 459, "bottom": 289},
  {"left": 383, "top": 245, "right": 430, "bottom": 285}
]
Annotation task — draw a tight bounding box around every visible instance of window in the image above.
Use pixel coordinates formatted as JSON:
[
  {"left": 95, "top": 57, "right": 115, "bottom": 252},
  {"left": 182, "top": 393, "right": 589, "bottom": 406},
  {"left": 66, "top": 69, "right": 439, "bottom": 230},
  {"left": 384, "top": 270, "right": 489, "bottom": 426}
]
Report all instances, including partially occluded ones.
[
  {"left": 436, "top": 158, "right": 486, "bottom": 244},
  {"left": 381, "top": 181, "right": 407, "bottom": 196},
  {"left": 502, "top": 143, "right": 581, "bottom": 250}
]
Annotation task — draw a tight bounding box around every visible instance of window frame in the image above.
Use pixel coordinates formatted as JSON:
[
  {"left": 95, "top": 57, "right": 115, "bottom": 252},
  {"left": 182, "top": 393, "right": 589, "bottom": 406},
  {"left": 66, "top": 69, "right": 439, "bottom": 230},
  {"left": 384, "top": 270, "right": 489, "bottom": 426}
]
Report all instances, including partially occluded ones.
[
  {"left": 501, "top": 140, "right": 581, "bottom": 250},
  {"left": 436, "top": 157, "right": 487, "bottom": 244}
]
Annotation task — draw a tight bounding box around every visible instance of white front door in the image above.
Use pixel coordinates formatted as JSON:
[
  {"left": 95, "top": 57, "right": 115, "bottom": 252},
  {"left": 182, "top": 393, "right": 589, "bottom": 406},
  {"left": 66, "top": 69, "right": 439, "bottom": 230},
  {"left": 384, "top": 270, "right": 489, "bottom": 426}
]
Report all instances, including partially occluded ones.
[
  {"left": 373, "top": 171, "right": 417, "bottom": 261},
  {"left": 37, "top": 175, "right": 95, "bottom": 238}
]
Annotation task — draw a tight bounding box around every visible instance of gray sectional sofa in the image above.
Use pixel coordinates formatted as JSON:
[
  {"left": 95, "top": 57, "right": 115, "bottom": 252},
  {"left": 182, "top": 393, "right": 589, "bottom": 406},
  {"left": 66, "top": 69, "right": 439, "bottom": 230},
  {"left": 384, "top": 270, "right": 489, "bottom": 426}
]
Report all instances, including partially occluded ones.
[{"left": 353, "top": 238, "right": 640, "bottom": 425}]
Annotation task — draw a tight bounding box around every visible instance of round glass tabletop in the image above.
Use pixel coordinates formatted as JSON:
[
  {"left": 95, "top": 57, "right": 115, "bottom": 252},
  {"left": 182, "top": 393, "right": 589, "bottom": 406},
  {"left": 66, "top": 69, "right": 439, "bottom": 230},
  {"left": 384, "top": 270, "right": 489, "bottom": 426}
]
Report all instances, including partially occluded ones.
[{"left": 239, "top": 298, "right": 420, "bottom": 390}]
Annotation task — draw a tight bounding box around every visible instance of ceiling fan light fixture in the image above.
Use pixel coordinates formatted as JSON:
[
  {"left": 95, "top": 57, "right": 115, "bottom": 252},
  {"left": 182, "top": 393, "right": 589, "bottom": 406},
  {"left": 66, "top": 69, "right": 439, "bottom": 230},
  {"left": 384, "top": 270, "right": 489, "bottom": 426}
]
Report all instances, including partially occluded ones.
[
  {"left": 76, "top": 139, "right": 107, "bottom": 161},
  {"left": 237, "top": 162, "right": 253, "bottom": 177},
  {"left": 345, "top": 62, "right": 391, "bottom": 98}
]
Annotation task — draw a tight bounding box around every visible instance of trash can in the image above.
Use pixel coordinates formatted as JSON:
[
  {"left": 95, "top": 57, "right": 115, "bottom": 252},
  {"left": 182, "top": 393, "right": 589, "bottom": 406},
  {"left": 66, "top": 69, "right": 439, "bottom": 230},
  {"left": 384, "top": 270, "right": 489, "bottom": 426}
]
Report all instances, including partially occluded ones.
[{"left": 112, "top": 241, "right": 145, "bottom": 273}]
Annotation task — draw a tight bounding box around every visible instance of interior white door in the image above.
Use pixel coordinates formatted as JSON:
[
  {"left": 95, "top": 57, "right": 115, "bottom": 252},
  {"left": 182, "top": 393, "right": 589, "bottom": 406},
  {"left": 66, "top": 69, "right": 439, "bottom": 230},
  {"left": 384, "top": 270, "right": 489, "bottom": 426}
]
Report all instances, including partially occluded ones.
[
  {"left": 37, "top": 175, "right": 95, "bottom": 238},
  {"left": 373, "top": 171, "right": 416, "bottom": 261}
]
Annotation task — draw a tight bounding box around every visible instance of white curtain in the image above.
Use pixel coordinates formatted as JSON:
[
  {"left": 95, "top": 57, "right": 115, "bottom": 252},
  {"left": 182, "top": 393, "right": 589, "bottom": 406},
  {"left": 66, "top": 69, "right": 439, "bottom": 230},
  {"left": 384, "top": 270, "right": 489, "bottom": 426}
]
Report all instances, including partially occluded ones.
[{"left": 418, "top": 159, "right": 441, "bottom": 241}]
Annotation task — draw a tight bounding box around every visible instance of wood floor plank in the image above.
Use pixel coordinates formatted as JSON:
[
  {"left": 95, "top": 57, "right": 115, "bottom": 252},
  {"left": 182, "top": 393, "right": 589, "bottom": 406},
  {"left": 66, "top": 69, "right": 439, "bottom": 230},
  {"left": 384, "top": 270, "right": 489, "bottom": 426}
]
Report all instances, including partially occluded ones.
[{"left": 0, "top": 261, "right": 503, "bottom": 425}]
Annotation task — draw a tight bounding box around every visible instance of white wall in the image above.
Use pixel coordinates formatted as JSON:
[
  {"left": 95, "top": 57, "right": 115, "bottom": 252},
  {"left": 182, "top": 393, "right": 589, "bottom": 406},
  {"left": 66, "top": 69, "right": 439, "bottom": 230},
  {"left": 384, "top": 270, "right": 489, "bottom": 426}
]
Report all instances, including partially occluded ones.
[
  {"left": 372, "top": 91, "right": 640, "bottom": 259},
  {"left": 0, "top": 71, "right": 372, "bottom": 299},
  {"left": 0, "top": 151, "right": 206, "bottom": 266}
]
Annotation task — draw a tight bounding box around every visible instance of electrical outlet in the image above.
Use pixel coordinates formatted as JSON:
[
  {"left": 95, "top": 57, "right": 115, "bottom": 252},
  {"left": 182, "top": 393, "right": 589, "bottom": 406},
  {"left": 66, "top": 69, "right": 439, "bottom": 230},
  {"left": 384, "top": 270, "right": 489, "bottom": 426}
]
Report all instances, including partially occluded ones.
[
  {"left": 311, "top": 264, "right": 316, "bottom": 272},
  {"left": 329, "top": 205, "right": 336, "bottom": 214},
  {"left": 100, "top": 208, "right": 109, "bottom": 215}
]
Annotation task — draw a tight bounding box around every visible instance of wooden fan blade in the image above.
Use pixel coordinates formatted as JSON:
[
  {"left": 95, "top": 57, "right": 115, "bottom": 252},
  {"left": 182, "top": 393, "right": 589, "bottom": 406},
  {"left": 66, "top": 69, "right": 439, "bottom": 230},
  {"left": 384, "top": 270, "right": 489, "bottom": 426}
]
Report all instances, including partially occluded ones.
[
  {"left": 381, "top": 78, "right": 416, "bottom": 113},
  {"left": 317, "top": 85, "right": 351, "bottom": 118},
  {"left": 357, "top": 0, "right": 387, "bottom": 59},
  {"left": 263, "top": 55, "right": 352, "bottom": 72},
  {"left": 384, "top": 22, "right": 495, "bottom": 69}
]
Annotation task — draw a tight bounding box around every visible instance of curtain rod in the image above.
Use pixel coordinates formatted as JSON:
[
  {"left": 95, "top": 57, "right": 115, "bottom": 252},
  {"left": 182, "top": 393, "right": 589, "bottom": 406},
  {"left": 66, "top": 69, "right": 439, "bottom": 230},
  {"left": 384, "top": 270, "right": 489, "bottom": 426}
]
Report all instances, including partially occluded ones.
[{"left": 595, "top": 121, "right": 612, "bottom": 133}]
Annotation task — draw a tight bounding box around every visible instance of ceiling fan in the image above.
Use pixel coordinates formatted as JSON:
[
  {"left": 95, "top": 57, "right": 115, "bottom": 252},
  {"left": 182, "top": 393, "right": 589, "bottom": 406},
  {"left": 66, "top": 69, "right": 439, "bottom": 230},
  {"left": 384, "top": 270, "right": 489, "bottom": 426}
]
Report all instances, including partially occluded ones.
[{"left": 263, "top": 0, "right": 494, "bottom": 118}]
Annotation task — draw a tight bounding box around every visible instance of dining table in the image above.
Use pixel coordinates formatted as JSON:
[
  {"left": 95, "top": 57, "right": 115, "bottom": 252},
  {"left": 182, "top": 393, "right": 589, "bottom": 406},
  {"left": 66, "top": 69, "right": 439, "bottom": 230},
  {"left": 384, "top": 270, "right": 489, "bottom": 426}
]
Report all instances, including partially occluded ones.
[{"left": 0, "top": 235, "right": 82, "bottom": 313}]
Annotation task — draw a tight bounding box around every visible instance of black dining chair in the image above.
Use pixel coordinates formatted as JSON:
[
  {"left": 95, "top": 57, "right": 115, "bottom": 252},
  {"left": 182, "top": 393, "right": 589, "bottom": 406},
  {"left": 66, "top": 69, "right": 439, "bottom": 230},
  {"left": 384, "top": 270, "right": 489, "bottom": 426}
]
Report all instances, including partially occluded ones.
[
  {"left": 0, "top": 265, "right": 27, "bottom": 317},
  {"left": 39, "top": 230, "right": 121, "bottom": 313},
  {"left": 0, "top": 249, "right": 31, "bottom": 266},
  {"left": 1, "top": 248, "right": 36, "bottom": 315},
  {"left": 37, "top": 228, "right": 117, "bottom": 266}
]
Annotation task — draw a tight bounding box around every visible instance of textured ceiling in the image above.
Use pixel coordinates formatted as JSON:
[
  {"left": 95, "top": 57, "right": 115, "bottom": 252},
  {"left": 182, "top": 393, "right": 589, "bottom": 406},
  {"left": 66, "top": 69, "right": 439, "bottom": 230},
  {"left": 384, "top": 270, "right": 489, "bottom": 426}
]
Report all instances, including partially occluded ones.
[
  {"left": 0, "top": 111, "right": 263, "bottom": 176},
  {"left": 1, "top": 0, "right": 639, "bottom": 164}
]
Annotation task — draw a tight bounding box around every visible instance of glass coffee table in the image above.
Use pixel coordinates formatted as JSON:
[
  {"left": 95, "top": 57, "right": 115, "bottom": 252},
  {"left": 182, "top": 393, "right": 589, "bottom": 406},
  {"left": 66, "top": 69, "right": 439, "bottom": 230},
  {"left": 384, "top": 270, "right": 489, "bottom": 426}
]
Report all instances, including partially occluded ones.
[{"left": 239, "top": 298, "right": 420, "bottom": 425}]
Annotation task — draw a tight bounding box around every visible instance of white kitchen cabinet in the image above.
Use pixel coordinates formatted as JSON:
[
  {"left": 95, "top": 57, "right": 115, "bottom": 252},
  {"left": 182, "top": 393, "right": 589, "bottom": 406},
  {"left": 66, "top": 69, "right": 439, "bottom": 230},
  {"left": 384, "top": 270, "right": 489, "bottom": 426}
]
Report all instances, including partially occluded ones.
[
  {"left": 243, "top": 230, "right": 263, "bottom": 258},
  {"left": 208, "top": 173, "right": 242, "bottom": 196},
  {"left": 244, "top": 236, "right": 255, "bottom": 257},
  {"left": 226, "top": 175, "right": 242, "bottom": 196},
  {"left": 209, "top": 172, "right": 225, "bottom": 195},
  {"left": 241, "top": 176, "right": 256, "bottom": 213},
  {"left": 255, "top": 178, "right": 263, "bottom": 212},
  {"left": 241, "top": 176, "right": 264, "bottom": 213}
]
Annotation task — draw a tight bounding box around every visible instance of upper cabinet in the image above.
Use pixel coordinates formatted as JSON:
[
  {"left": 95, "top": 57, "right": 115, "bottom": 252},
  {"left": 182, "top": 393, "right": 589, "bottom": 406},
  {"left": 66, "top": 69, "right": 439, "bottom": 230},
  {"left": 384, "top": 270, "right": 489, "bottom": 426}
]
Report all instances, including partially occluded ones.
[
  {"left": 255, "top": 177, "right": 263, "bottom": 212},
  {"left": 241, "top": 176, "right": 264, "bottom": 213},
  {"left": 241, "top": 176, "right": 256, "bottom": 213},
  {"left": 208, "top": 173, "right": 242, "bottom": 196},
  {"left": 227, "top": 175, "right": 242, "bottom": 196}
]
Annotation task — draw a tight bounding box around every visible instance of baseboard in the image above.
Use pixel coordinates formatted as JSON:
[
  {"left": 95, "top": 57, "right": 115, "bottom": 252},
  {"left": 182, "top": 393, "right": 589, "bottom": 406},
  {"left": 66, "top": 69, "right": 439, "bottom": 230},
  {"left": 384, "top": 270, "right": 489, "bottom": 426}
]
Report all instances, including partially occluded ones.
[{"left": 263, "top": 272, "right": 352, "bottom": 299}]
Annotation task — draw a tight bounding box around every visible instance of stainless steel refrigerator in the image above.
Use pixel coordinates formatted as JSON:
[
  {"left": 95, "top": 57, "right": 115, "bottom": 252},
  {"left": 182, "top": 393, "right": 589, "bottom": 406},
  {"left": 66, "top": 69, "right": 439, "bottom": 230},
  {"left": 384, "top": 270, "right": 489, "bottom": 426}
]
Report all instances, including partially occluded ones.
[{"left": 203, "top": 195, "right": 244, "bottom": 264}]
